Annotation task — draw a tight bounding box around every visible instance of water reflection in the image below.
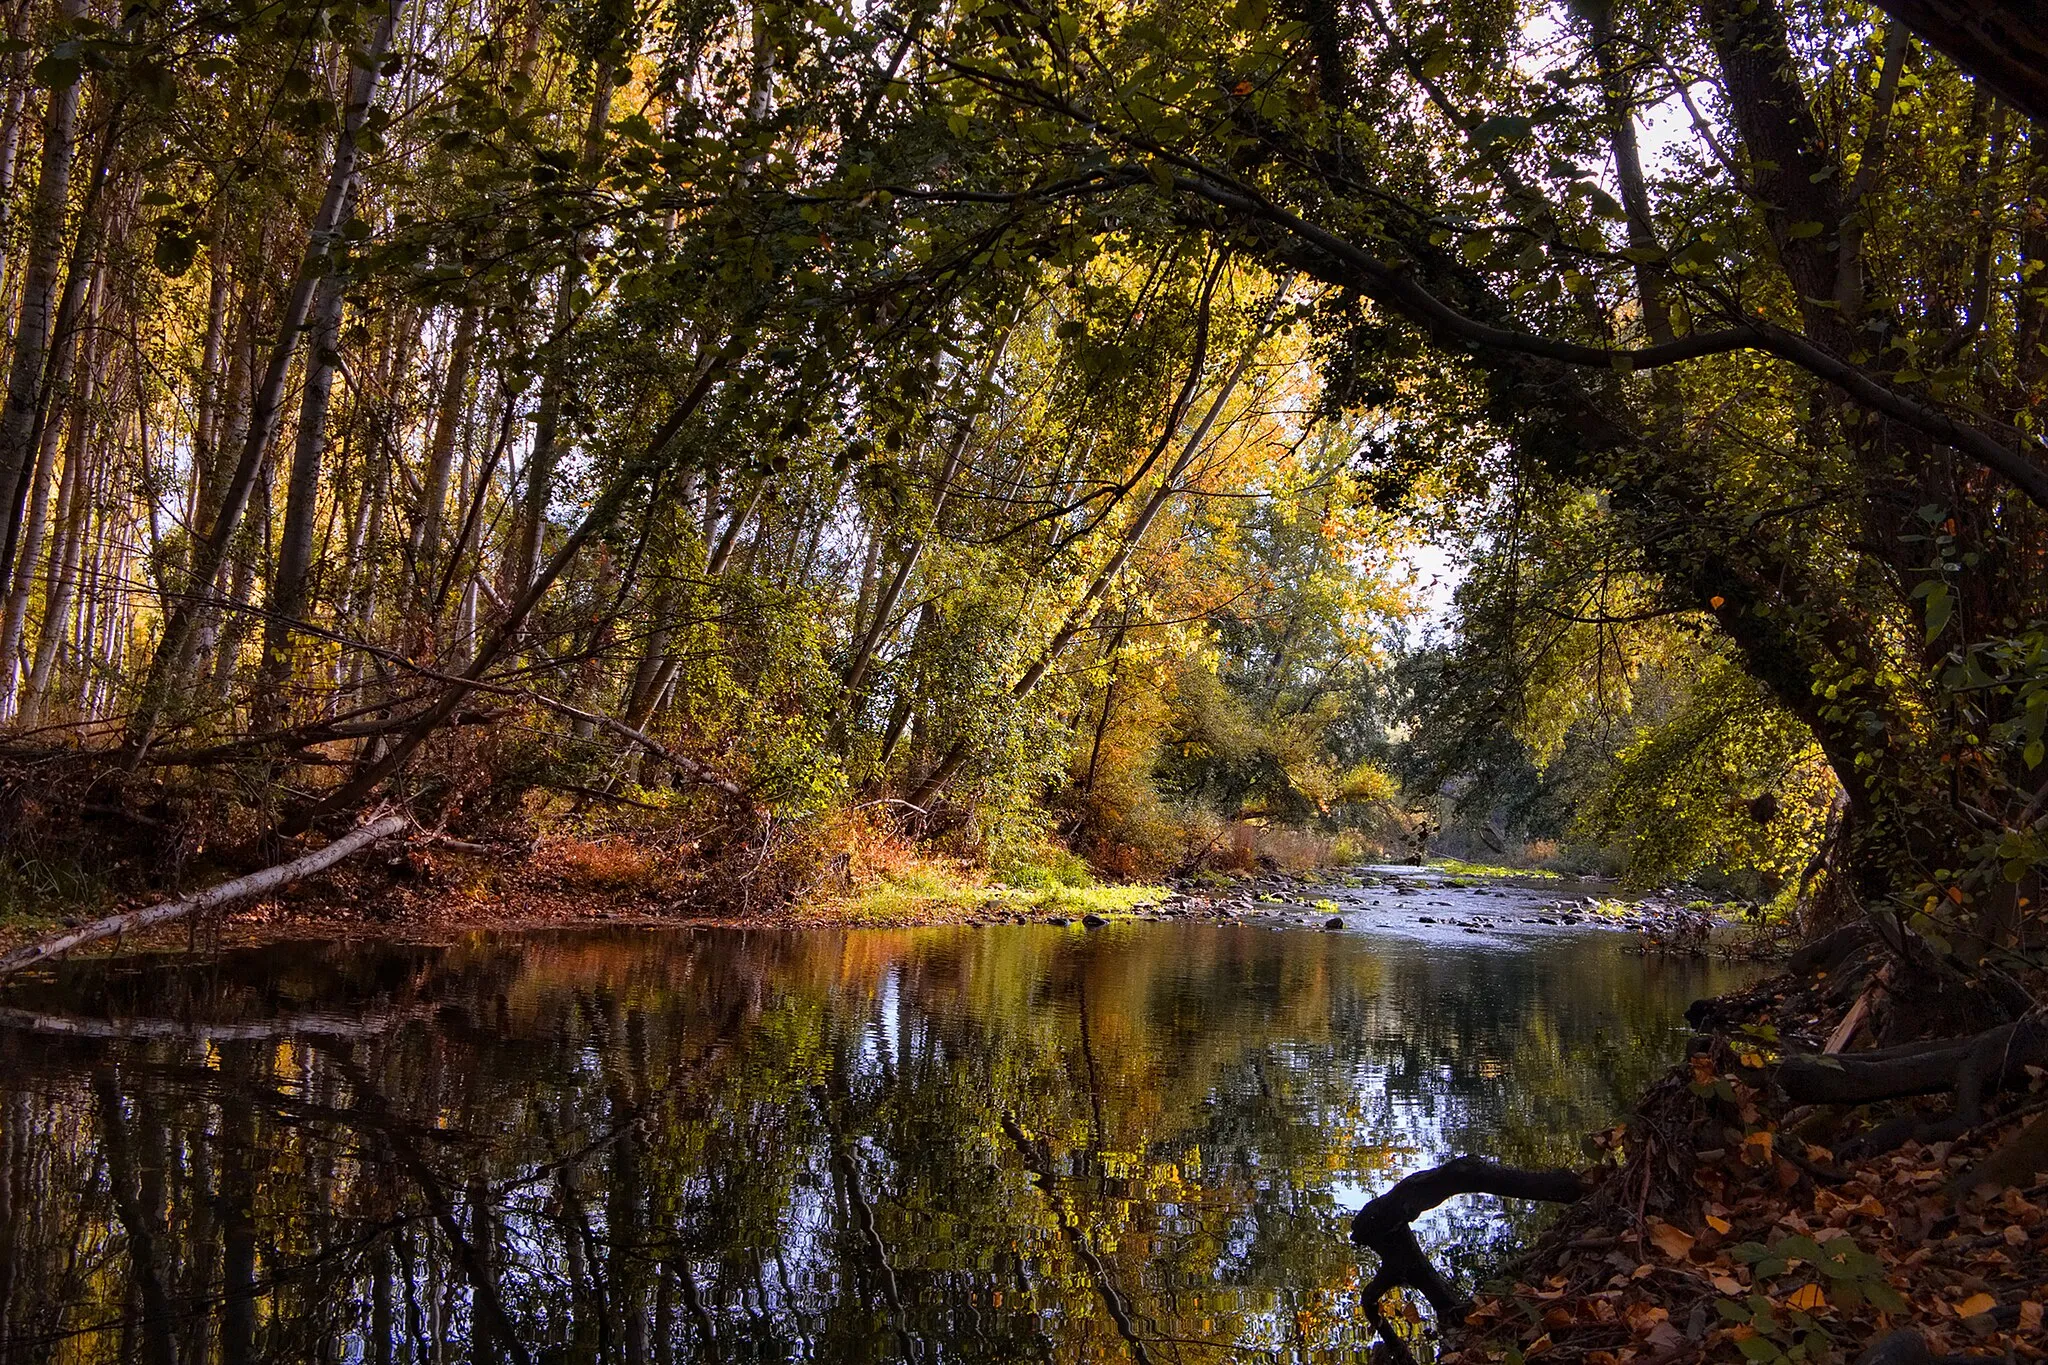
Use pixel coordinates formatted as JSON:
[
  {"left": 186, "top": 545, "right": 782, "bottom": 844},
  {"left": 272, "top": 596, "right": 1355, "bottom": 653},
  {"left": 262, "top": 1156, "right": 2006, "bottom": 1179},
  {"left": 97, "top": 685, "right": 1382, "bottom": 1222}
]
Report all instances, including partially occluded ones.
[{"left": 0, "top": 921, "right": 1757, "bottom": 1362}]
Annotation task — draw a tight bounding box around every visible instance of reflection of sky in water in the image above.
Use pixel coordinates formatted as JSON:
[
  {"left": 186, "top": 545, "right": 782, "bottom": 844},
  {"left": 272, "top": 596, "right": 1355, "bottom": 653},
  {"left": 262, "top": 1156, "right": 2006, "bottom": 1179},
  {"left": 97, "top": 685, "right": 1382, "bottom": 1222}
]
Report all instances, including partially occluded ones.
[{"left": 0, "top": 903, "right": 1761, "bottom": 1362}]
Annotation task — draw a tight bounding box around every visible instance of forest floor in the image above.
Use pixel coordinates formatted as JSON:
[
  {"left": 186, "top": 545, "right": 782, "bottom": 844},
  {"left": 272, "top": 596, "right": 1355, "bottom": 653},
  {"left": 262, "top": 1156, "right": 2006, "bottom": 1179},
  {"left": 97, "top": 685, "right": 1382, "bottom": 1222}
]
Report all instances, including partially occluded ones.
[{"left": 1444, "top": 968, "right": 2048, "bottom": 1365}]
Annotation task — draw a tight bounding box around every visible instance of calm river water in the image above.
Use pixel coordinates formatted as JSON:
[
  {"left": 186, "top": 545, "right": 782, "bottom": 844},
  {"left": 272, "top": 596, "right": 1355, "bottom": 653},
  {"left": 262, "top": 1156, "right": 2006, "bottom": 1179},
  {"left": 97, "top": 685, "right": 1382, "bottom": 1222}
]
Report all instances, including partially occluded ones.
[{"left": 0, "top": 877, "right": 1759, "bottom": 1363}]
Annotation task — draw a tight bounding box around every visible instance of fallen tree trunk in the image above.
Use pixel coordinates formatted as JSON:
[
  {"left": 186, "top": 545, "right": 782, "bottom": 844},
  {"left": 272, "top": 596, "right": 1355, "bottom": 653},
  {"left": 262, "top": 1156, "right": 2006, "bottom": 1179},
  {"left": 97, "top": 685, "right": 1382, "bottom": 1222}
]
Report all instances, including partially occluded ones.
[
  {"left": 1350, "top": 1155, "right": 1586, "bottom": 1355},
  {"left": 0, "top": 814, "right": 408, "bottom": 977}
]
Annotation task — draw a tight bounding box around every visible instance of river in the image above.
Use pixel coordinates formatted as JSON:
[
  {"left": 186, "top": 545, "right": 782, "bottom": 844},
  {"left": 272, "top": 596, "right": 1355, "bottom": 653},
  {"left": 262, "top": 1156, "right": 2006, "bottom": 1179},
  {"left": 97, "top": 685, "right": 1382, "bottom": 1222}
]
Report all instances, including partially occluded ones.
[{"left": 0, "top": 869, "right": 1760, "bottom": 1362}]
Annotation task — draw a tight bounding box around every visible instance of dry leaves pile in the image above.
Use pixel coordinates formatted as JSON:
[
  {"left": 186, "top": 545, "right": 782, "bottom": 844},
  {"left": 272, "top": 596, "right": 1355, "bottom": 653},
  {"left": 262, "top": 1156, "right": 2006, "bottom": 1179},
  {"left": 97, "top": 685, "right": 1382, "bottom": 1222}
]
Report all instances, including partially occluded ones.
[{"left": 1446, "top": 987, "right": 2048, "bottom": 1365}]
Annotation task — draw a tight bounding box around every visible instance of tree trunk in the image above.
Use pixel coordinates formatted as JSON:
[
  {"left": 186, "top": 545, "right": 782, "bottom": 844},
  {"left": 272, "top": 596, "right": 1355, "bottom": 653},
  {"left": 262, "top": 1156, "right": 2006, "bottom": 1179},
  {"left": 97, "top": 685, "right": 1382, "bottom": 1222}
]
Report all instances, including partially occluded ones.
[
  {"left": 0, "top": 0, "right": 86, "bottom": 575},
  {"left": 842, "top": 331, "right": 1007, "bottom": 704},
  {"left": 410, "top": 304, "right": 479, "bottom": 595},
  {"left": 512, "top": 64, "right": 616, "bottom": 593},
  {"left": 255, "top": 272, "right": 347, "bottom": 730},
  {"left": 0, "top": 48, "right": 32, "bottom": 310},
  {"left": 0, "top": 255, "right": 103, "bottom": 720},
  {"left": 129, "top": 0, "right": 405, "bottom": 749},
  {"left": 16, "top": 394, "right": 91, "bottom": 729},
  {"left": 185, "top": 207, "right": 234, "bottom": 534}
]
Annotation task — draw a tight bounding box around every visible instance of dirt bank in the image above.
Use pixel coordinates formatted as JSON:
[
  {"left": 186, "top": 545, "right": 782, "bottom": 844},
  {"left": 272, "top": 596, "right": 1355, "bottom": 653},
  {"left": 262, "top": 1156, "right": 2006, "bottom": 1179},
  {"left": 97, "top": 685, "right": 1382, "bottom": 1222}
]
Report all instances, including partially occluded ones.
[{"left": 1435, "top": 970, "right": 2047, "bottom": 1365}]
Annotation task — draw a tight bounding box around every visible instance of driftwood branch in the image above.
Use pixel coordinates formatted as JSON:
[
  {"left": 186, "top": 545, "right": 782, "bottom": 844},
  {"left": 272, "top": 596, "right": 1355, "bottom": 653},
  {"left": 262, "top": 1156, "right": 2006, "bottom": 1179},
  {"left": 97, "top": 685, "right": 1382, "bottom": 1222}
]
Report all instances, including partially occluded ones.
[
  {"left": 0, "top": 814, "right": 409, "bottom": 977},
  {"left": 1350, "top": 1156, "right": 1587, "bottom": 1341}
]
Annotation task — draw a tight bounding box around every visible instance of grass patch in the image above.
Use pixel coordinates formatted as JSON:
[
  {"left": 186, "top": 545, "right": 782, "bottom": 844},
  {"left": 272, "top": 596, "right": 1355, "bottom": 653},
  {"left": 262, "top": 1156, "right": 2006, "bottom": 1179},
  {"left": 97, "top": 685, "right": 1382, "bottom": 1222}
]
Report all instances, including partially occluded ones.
[
  {"left": 0, "top": 852, "right": 115, "bottom": 941},
  {"left": 1428, "top": 857, "right": 1562, "bottom": 880},
  {"left": 991, "top": 845, "right": 1095, "bottom": 891},
  {"left": 835, "top": 859, "right": 1165, "bottom": 924}
]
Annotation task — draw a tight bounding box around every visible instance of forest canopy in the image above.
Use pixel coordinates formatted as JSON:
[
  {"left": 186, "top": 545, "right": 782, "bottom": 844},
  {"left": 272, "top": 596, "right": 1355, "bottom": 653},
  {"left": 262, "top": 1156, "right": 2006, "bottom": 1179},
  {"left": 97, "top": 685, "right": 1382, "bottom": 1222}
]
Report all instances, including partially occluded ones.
[{"left": 0, "top": 0, "right": 2040, "bottom": 986}]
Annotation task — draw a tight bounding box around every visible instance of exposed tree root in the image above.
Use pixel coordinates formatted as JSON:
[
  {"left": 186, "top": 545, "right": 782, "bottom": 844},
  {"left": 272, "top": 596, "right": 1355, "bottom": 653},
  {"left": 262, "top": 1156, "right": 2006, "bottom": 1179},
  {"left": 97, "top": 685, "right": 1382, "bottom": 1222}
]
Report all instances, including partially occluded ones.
[
  {"left": 1350, "top": 1156, "right": 1587, "bottom": 1358},
  {"left": 1779, "top": 1008, "right": 2048, "bottom": 1154}
]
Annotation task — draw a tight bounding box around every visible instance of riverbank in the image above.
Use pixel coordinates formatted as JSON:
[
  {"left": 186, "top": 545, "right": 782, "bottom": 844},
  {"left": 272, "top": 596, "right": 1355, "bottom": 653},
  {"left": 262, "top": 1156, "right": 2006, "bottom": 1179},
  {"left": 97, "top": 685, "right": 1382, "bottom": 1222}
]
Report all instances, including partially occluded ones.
[
  {"left": 0, "top": 825, "right": 1747, "bottom": 962},
  {"left": 1440, "top": 966, "right": 2048, "bottom": 1365}
]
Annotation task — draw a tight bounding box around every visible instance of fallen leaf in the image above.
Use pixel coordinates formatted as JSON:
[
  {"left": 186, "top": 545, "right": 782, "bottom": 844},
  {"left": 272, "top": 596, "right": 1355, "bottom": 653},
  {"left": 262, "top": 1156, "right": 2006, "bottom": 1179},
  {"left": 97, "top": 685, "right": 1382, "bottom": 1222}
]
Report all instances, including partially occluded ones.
[
  {"left": 1648, "top": 1220, "right": 1695, "bottom": 1260},
  {"left": 1705, "top": 1214, "right": 1732, "bottom": 1234},
  {"left": 2021, "top": 1302, "right": 2043, "bottom": 1332},
  {"left": 1956, "top": 1292, "right": 1997, "bottom": 1318},
  {"left": 1624, "top": 1302, "right": 1671, "bottom": 1339},
  {"left": 1712, "top": 1274, "right": 1743, "bottom": 1294},
  {"left": 1787, "top": 1284, "right": 1827, "bottom": 1311}
]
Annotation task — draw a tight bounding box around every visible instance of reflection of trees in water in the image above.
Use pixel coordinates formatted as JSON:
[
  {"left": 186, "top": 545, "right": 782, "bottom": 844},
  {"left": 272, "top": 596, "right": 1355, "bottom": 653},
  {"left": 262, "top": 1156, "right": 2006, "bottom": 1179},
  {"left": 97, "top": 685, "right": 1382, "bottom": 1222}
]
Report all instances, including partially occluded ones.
[{"left": 0, "top": 925, "right": 1753, "bottom": 1361}]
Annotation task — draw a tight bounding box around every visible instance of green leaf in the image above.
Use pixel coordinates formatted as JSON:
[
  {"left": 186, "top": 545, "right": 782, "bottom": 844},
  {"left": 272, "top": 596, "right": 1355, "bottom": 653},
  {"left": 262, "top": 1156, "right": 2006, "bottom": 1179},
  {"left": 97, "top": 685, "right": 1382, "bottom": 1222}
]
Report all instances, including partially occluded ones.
[
  {"left": 1469, "top": 114, "right": 1533, "bottom": 145},
  {"left": 1784, "top": 220, "right": 1825, "bottom": 240},
  {"left": 1923, "top": 583, "right": 1953, "bottom": 642},
  {"left": 31, "top": 51, "right": 79, "bottom": 88}
]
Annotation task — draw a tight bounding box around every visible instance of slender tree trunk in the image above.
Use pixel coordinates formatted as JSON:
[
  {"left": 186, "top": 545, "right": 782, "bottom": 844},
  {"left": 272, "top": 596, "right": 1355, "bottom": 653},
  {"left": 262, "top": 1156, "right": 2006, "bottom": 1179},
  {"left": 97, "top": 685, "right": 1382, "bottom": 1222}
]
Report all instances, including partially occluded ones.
[
  {"left": 842, "top": 331, "right": 1006, "bottom": 705},
  {"left": 1083, "top": 607, "right": 1130, "bottom": 794},
  {"left": 0, "top": 0, "right": 86, "bottom": 572},
  {"left": 0, "top": 256, "right": 102, "bottom": 719},
  {"left": 16, "top": 395, "right": 91, "bottom": 728},
  {"left": 513, "top": 64, "right": 616, "bottom": 593},
  {"left": 0, "top": 51, "right": 32, "bottom": 315},
  {"left": 411, "top": 304, "right": 478, "bottom": 594},
  {"left": 255, "top": 273, "right": 347, "bottom": 729},
  {"left": 186, "top": 208, "right": 233, "bottom": 533},
  {"left": 129, "top": 0, "right": 405, "bottom": 748}
]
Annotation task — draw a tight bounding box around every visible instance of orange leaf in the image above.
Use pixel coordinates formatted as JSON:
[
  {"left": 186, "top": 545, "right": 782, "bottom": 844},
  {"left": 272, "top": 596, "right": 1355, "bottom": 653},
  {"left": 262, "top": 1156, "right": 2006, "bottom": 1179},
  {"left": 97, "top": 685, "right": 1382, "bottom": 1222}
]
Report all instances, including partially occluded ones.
[
  {"left": 1705, "top": 1214, "right": 1732, "bottom": 1234},
  {"left": 1956, "top": 1292, "right": 1997, "bottom": 1318},
  {"left": 1648, "top": 1220, "right": 1695, "bottom": 1259},
  {"left": 1624, "top": 1303, "right": 1671, "bottom": 1334},
  {"left": 1710, "top": 595, "right": 1726, "bottom": 608},
  {"left": 1787, "top": 1284, "right": 1827, "bottom": 1311}
]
